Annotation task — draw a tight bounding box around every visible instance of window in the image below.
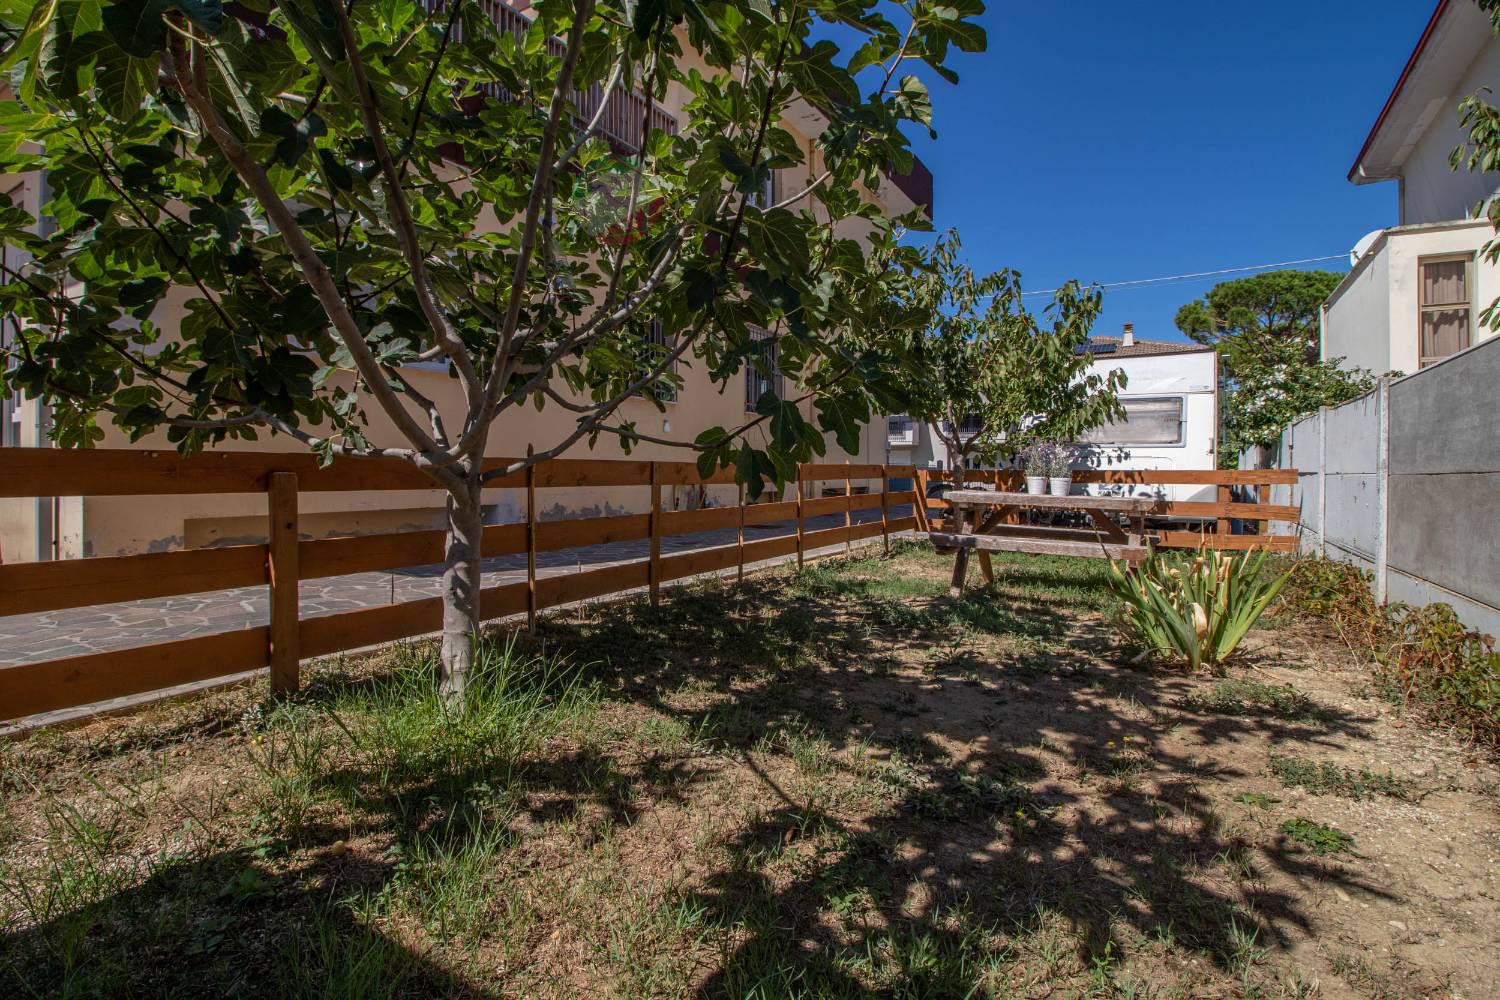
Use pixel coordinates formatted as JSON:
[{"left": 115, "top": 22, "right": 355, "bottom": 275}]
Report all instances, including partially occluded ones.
[
  {"left": 1077, "top": 396, "right": 1183, "bottom": 446},
  {"left": 744, "top": 326, "right": 779, "bottom": 411},
  {"left": 747, "top": 170, "right": 776, "bottom": 210},
  {"left": 635, "top": 318, "right": 677, "bottom": 403},
  {"left": 887, "top": 414, "right": 917, "bottom": 446},
  {"left": 1418, "top": 255, "right": 1471, "bottom": 368}
]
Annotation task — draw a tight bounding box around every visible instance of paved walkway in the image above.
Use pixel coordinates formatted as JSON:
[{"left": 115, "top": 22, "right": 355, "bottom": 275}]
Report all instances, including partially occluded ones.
[{"left": 0, "top": 507, "right": 915, "bottom": 665}]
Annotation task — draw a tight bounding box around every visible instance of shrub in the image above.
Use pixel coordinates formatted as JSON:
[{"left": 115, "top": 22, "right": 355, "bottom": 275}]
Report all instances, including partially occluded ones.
[
  {"left": 1107, "top": 548, "right": 1291, "bottom": 672},
  {"left": 1379, "top": 603, "right": 1499, "bottom": 745},
  {"left": 1279, "top": 558, "right": 1500, "bottom": 745}
]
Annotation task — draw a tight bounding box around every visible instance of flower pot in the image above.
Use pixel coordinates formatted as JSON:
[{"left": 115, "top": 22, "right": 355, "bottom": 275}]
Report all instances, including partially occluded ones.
[
  {"left": 1025, "top": 476, "right": 1047, "bottom": 494},
  {"left": 1048, "top": 476, "right": 1073, "bottom": 496}
]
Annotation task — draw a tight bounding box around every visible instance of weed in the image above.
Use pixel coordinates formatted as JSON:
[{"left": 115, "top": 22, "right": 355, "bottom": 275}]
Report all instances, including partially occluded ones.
[
  {"left": 1268, "top": 755, "right": 1416, "bottom": 800},
  {"left": 1281, "top": 557, "right": 1500, "bottom": 745},
  {"left": 1279, "top": 817, "right": 1355, "bottom": 856},
  {"left": 1233, "top": 792, "right": 1278, "bottom": 809},
  {"left": 1183, "top": 678, "right": 1330, "bottom": 723}
]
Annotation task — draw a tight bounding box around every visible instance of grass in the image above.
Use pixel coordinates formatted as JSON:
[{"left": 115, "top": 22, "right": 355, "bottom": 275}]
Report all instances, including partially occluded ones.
[
  {"left": 0, "top": 543, "right": 1462, "bottom": 998},
  {"left": 1268, "top": 754, "right": 1418, "bottom": 801}
]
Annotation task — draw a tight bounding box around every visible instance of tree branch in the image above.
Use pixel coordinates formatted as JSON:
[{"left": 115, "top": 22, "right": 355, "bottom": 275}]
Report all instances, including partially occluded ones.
[
  {"left": 481, "top": 0, "right": 595, "bottom": 414},
  {"left": 163, "top": 35, "right": 453, "bottom": 472},
  {"left": 331, "top": 0, "right": 480, "bottom": 418}
]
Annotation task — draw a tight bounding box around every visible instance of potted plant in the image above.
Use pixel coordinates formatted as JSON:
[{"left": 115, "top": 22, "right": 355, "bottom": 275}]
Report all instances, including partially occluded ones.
[
  {"left": 1022, "top": 444, "right": 1051, "bottom": 494},
  {"left": 1048, "top": 445, "right": 1074, "bottom": 496}
]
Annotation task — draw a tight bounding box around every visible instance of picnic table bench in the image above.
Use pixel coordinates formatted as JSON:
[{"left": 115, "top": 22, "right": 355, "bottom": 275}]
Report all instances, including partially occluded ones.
[{"left": 930, "top": 489, "right": 1158, "bottom": 595}]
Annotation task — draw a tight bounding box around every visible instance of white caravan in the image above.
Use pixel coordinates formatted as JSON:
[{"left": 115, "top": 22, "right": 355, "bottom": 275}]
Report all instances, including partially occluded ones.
[{"left": 1070, "top": 331, "right": 1219, "bottom": 507}]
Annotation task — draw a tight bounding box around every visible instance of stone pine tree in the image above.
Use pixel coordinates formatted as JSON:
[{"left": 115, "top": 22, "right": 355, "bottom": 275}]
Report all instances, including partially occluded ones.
[
  {"left": 1174, "top": 271, "right": 1375, "bottom": 466},
  {"left": 903, "top": 232, "right": 1125, "bottom": 489},
  {"left": 0, "top": 0, "right": 985, "bottom": 701}
]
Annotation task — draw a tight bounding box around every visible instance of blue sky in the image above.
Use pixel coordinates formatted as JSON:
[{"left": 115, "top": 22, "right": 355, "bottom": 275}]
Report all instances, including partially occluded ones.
[{"left": 896, "top": 1, "right": 1436, "bottom": 343}]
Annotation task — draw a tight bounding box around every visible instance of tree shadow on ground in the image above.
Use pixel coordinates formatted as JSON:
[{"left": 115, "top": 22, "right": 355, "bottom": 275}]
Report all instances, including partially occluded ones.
[
  {"left": 525, "top": 551, "right": 1383, "bottom": 995},
  {"left": 0, "top": 845, "right": 495, "bottom": 999},
  {"left": 3, "top": 549, "right": 1383, "bottom": 997}
]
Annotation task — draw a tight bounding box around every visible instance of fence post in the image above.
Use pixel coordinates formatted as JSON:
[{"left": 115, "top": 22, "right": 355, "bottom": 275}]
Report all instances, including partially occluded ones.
[
  {"left": 795, "top": 468, "right": 805, "bottom": 570},
  {"left": 843, "top": 460, "right": 852, "bottom": 555},
  {"left": 525, "top": 446, "right": 537, "bottom": 631},
  {"left": 880, "top": 464, "right": 890, "bottom": 556},
  {"left": 737, "top": 481, "right": 746, "bottom": 584},
  {"left": 267, "top": 471, "right": 300, "bottom": 696},
  {"left": 1375, "top": 377, "right": 1390, "bottom": 604},
  {"left": 913, "top": 468, "right": 928, "bottom": 532},
  {"left": 649, "top": 461, "right": 661, "bottom": 605},
  {"left": 1317, "top": 406, "right": 1328, "bottom": 559},
  {"left": 1216, "top": 482, "right": 1231, "bottom": 540}
]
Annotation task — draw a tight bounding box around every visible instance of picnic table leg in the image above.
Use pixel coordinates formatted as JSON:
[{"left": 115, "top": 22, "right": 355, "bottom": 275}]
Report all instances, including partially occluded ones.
[
  {"left": 950, "top": 547, "right": 971, "bottom": 596},
  {"left": 977, "top": 551, "right": 994, "bottom": 587},
  {"left": 949, "top": 503, "right": 971, "bottom": 596}
]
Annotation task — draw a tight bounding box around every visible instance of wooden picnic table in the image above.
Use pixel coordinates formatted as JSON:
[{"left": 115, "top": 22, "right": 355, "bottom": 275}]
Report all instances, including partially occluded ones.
[{"left": 931, "top": 490, "right": 1158, "bottom": 595}]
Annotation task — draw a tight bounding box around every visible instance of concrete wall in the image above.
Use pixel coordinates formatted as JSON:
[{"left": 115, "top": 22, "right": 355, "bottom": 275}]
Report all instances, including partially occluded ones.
[
  {"left": 1321, "top": 391, "right": 1381, "bottom": 570},
  {"left": 1385, "top": 332, "right": 1500, "bottom": 630},
  {"left": 1260, "top": 335, "right": 1500, "bottom": 637}
]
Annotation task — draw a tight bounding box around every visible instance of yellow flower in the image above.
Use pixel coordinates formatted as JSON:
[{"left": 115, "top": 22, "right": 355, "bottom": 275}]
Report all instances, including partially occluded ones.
[
  {"left": 1122, "top": 736, "right": 1131, "bottom": 743},
  {"left": 1106, "top": 740, "right": 1116, "bottom": 748}
]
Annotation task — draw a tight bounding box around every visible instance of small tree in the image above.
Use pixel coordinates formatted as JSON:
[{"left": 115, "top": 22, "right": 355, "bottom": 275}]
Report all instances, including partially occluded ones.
[
  {"left": 1215, "top": 335, "right": 1375, "bottom": 465},
  {"left": 0, "top": 0, "right": 983, "bottom": 700},
  {"left": 904, "top": 233, "right": 1125, "bottom": 488},
  {"left": 1174, "top": 271, "right": 1375, "bottom": 466}
]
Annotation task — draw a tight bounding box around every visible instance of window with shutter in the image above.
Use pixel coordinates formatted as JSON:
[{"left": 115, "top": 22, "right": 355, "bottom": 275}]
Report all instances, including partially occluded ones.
[
  {"left": 1418, "top": 255, "right": 1471, "bottom": 368},
  {"left": 1076, "top": 396, "right": 1184, "bottom": 446},
  {"left": 634, "top": 319, "right": 677, "bottom": 402},
  {"left": 744, "top": 326, "right": 779, "bottom": 411}
]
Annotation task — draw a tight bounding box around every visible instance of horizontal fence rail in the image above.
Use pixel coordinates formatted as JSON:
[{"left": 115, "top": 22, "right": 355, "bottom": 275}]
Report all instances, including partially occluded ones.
[
  {"left": 0, "top": 448, "right": 919, "bottom": 722},
  {"left": 0, "top": 449, "right": 1299, "bottom": 724}
]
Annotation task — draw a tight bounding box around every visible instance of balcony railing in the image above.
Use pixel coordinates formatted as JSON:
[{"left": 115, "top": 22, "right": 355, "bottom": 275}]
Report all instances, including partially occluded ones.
[
  {"left": 887, "top": 416, "right": 917, "bottom": 448},
  {"left": 439, "top": 0, "right": 930, "bottom": 213},
  {"left": 443, "top": 0, "right": 679, "bottom": 153}
]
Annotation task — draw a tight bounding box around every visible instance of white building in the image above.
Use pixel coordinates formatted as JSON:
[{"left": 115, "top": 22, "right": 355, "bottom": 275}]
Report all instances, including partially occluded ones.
[{"left": 1325, "top": 0, "right": 1500, "bottom": 375}]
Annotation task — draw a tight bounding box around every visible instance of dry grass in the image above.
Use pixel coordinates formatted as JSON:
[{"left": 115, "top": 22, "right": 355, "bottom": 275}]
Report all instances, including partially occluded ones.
[{"left": 2, "top": 541, "right": 1496, "bottom": 999}]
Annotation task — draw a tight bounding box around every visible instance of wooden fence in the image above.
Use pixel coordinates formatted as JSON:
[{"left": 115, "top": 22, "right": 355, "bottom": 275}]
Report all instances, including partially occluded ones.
[
  {"left": 0, "top": 448, "right": 920, "bottom": 722},
  {"left": 0, "top": 451, "right": 1298, "bottom": 723}
]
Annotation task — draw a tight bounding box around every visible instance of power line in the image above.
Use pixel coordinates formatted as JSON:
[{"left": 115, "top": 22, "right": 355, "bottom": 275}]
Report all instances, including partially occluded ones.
[{"left": 1016, "top": 253, "right": 1349, "bottom": 297}]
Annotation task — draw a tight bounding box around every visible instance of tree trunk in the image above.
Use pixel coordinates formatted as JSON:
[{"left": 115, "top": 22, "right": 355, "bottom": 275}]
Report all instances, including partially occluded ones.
[
  {"left": 944, "top": 441, "right": 965, "bottom": 534},
  {"left": 439, "top": 476, "right": 484, "bottom": 706}
]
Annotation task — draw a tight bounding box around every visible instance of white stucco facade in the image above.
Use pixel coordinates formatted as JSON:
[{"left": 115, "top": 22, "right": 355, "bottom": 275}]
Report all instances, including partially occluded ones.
[
  {"left": 1324, "top": 219, "right": 1497, "bottom": 376},
  {"left": 1329, "top": 0, "right": 1499, "bottom": 379}
]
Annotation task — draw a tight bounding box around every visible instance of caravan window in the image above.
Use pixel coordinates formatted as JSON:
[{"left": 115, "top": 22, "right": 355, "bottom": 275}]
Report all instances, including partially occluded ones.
[{"left": 1078, "top": 397, "right": 1183, "bottom": 446}]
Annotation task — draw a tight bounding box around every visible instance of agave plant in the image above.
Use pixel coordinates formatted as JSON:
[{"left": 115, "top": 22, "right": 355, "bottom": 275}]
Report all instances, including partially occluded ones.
[{"left": 1107, "top": 548, "right": 1292, "bottom": 671}]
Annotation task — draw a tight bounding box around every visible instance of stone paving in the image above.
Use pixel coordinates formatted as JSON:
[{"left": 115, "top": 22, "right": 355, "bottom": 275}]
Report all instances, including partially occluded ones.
[{"left": 0, "top": 507, "right": 914, "bottom": 665}]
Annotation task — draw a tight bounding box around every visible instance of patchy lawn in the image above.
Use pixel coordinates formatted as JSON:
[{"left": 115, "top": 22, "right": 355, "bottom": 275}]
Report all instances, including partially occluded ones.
[{"left": 2, "top": 542, "right": 1497, "bottom": 998}]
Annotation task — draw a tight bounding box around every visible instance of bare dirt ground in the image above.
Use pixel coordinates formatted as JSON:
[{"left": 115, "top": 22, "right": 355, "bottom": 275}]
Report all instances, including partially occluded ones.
[{"left": 2, "top": 542, "right": 1497, "bottom": 998}]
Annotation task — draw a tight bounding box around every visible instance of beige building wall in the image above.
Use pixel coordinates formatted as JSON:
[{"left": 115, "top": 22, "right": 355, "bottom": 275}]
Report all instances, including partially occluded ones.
[{"left": 2, "top": 41, "right": 919, "bottom": 560}]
